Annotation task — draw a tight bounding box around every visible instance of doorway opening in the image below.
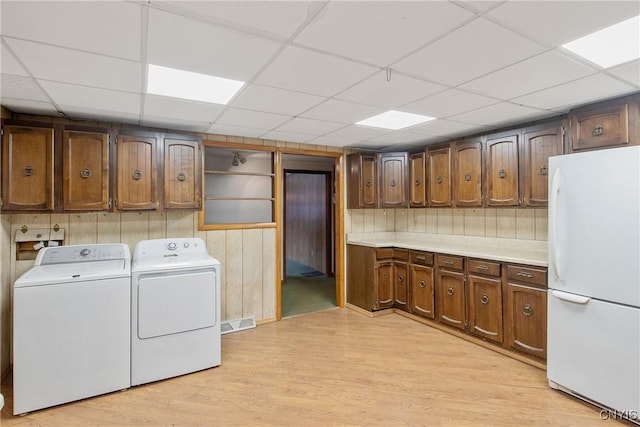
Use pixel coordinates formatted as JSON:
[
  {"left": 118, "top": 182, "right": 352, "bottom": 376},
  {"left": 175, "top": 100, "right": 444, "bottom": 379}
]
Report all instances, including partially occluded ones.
[{"left": 281, "top": 154, "right": 337, "bottom": 318}]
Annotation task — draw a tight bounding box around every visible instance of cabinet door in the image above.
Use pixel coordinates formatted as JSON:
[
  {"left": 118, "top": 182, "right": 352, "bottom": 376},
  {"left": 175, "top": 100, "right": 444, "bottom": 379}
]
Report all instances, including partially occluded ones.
[
  {"left": 427, "top": 146, "right": 451, "bottom": 207},
  {"left": 394, "top": 261, "right": 409, "bottom": 312},
  {"left": 1, "top": 126, "right": 54, "bottom": 211},
  {"left": 522, "top": 124, "right": 564, "bottom": 207},
  {"left": 437, "top": 270, "right": 466, "bottom": 330},
  {"left": 379, "top": 153, "right": 407, "bottom": 208},
  {"left": 506, "top": 284, "right": 547, "bottom": 359},
  {"left": 164, "top": 136, "right": 201, "bottom": 209},
  {"left": 374, "top": 261, "right": 394, "bottom": 310},
  {"left": 411, "top": 264, "right": 434, "bottom": 319},
  {"left": 468, "top": 275, "right": 503, "bottom": 343},
  {"left": 116, "top": 134, "right": 158, "bottom": 210},
  {"left": 453, "top": 140, "right": 482, "bottom": 207},
  {"left": 569, "top": 98, "right": 630, "bottom": 151},
  {"left": 409, "top": 152, "right": 426, "bottom": 207},
  {"left": 63, "top": 130, "right": 109, "bottom": 211},
  {"left": 347, "top": 153, "right": 377, "bottom": 208},
  {"left": 485, "top": 134, "right": 519, "bottom": 206}
]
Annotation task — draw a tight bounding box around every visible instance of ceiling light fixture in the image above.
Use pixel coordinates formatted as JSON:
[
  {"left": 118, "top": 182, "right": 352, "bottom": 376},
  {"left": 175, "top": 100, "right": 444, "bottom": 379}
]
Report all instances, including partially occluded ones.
[
  {"left": 562, "top": 15, "right": 640, "bottom": 68},
  {"left": 356, "top": 110, "right": 436, "bottom": 130},
  {"left": 147, "top": 64, "right": 245, "bottom": 105}
]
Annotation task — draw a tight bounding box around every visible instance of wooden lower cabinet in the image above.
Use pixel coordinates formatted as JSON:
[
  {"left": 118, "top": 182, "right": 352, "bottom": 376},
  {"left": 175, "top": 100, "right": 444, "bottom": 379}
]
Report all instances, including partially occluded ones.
[
  {"left": 467, "top": 275, "right": 503, "bottom": 343},
  {"left": 374, "top": 260, "right": 394, "bottom": 310},
  {"left": 394, "top": 261, "right": 409, "bottom": 312},
  {"left": 506, "top": 284, "right": 547, "bottom": 359},
  {"left": 437, "top": 270, "right": 466, "bottom": 331},
  {"left": 410, "top": 264, "right": 434, "bottom": 319}
]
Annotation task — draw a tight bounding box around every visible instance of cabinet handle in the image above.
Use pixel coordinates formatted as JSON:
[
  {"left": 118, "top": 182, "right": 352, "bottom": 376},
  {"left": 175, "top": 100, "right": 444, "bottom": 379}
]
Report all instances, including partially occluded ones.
[
  {"left": 415, "top": 178, "right": 421, "bottom": 186},
  {"left": 464, "top": 173, "right": 471, "bottom": 182},
  {"left": 419, "top": 280, "right": 426, "bottom": 288},
  {"left": 365, "top": 179, "right": 372, "bottom": 187},
  {"left": 436, "top": 175, "right": 443, "bottom": 184},
  {"left": 539, "top": 165, "right": 548, "bottom": 176},
  {"left": 517, "top": 271, "right": 534, "bottom": 278},
  {"left": 415, "top": 255, "right": 426, "bottom": 260},
  {"left": 475, "top": 264, "right": 489, "bottom": 271},
  {"left": 498, "top": 169, "right": 506, "bottom": 179},
  {"left": 390, "top": 179, "right": 397, "bottom": 187},
  {"left": 132, "top": 169, "right": 142, "bottom": 181},
  {"left": 443, "top": 260, "right": 454, "bottom": 265},
  {"left": 481, "top": 294, "right": 489, "bottom": 304},
  {"left": 398, "top": 274, "right": 404, "bottom": 282},
  {"left": 523, "top": 304, "right": 533, "bottom": 316},
  {"left": 447, "top": 287, "right": 455, "bottom": 296},
  {"left": 592, "top": 124, "right": 604, "bottom": 136},
  {"left": 177, "top": 172, "right": 186, "bottom": 182},
  {"left": 23, "top": 165, "right": 33, "bottom": 176},
  {"left": 80, "top": 168, "right": 92, "bottom": 179}
]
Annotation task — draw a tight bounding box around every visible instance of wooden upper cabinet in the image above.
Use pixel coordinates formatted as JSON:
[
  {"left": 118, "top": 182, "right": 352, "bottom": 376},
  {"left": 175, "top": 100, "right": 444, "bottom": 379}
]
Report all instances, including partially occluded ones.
[
  {"left": 163, "top": 136, "right": 202, "bottom": 209},
  {"left": 63, "top": 130, "right": 109, "bottom": 211},
  {"left": 347, "top": 152, "right": 377, "bottom": 208},
  {"left": 522, "top": 123, "right": 564, "bottom": 207},
  {"left": 427, "top": 145, "right": 452, "bottom": 207},
  {"left": 379, "top": 153, "right": 407, "bottom": 208},
  {"left": 453, "top": 140, "right": 482, "bottom": 207},
  {"left": 409, "top": 152, "right": 426, "bottom": 207},
  {"left": 1, "top": 125, "right": 54, "bottom": 211},
  {"left": 569, "top": 95, "right": 637, "bottom": 152},
  {"left": 485, "top": 133, "right": 519, "bottom": 206},
  {"left": 116, "top": 134, "right": 158, "bottom": 210}
]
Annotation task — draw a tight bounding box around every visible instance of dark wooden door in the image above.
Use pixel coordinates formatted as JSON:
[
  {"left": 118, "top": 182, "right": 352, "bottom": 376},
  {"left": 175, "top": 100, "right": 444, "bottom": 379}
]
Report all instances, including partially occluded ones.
[
  {"left": 379, "top": 153, "right": 407, "bottom": 208},
  {"left": 409, "top": 152, "right": 426, "bottom": 207},
  {"left": 453, "top": 140, "right": 482, "bottom": 207},
  {"left": 522, "top": 124, "right": 563, "bottom": 207},
  {"left": 506, "top": 284, "right": 547, "bottom": 359},
  {"left": 437, "top": 270, "right": 466, "bottom": 330},
  {"left": 116, "top": 134, "right": 158, "bottom": 210},
  {"left": 164, "top": 136, "right": 201, "bottom": 209},
  {"left": 394, "top": 261, "right": 409, "bottom": 312},
  {"left": 411, "top": 264, "right": 434, "bottom": 319},
  {"left": 468, "top": 275, "right": 503, "bottom": 343},
  {"left": 427, "top": 146, "right": 451, "bottom": 207},
  {"left": 374, "top": 261, "right": 394, "bottom": 310},
  {"left": 485, "top": 133, "right": 519, "bottom": 206},
  {"left": 63, "top": 130, "right": 109, "bottom": 211}
]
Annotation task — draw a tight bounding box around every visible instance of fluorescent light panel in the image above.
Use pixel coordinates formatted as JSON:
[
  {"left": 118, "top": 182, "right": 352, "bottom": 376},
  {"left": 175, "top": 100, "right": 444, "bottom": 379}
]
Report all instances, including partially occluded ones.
[
  {"left": 562, "top": 15, "right": 640, "bottom": 68},
  {"left": 356, "top": 110, "right": 435, "bottom": 130},
  {"left": 147, "top": 64, "right": 244, "bottom": 105}
]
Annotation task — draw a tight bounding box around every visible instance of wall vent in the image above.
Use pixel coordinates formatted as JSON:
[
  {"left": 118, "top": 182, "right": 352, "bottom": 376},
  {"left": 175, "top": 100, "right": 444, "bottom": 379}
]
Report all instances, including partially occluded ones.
[{"left": 221, "top": 316, "right": 256, "bottom": 335}]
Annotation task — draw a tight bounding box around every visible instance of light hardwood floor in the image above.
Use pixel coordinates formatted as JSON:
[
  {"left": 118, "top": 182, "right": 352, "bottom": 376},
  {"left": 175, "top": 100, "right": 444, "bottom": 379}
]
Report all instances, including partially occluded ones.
[{"left": 1, "top": 308, "right": 620, "bottom": 426}]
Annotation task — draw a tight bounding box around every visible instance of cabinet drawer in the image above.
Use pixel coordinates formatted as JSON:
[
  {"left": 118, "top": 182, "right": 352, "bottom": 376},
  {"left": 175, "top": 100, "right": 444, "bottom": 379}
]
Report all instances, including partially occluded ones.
[
  {"left": 411, "top": 250, "right": 434, "bottom": 266},
  {"left": 570, "top": 100, "right": 629, "bottom": 151},
  {"left": 507, "top": 265, "right": 547, "bottom": 287},
  {"left": 393, "top": 248, "right": 409, "bottom": 261},
  {"left": 436, "top": 254, "right": 464, "bottom": 271},
  {"left": 376, "top": 248, "right": 394, "bottom": 260},
  {"left": 468, "top": 259, "right": 501, "bottom": 277}
]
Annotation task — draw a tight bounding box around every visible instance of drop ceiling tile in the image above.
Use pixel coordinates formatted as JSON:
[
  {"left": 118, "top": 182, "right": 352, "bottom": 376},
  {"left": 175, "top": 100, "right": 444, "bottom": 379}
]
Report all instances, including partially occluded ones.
[
  {"left": 0, "top": 98, "right": 60, "bottom": 116},
  {"left": 394, "top": 17, "right": 546, "bottom": 86},
  {"left": 147, "top": 9, "right": 281, "bottom": 81},
  {"left": 309, "top": 134, "right": 359, "bottom": 147},
  {"left": 448, "top": 102, "right": 547, "bottom": 127},
  {"left": 322, "top": 125, "right": 390, "bottom": 142},
  {"left": 259, "top": 130, "right": 316, "bottom": 143},
  {"left": 456, "top": 1, "right": 505, "bottom": 13},
  {"left": 231, "top": 84, "right": 324, "bottom": 116},
  {"left": 512, "top": 74, "right": 636, "bottom": 110},
  {"left": 336, "top": 72, "right": 447, "bottom": 109},
  {"left": 205, "top": 123, "right": 268, "bottom": 138},
  {"left": 363, "top": 131, "right": 427, "bottom": 146},
  {"left": 402, "top": 89, "right": 498, "bottom": 119},
  {"left": 275, "top": 117, "right": 345, "bottom": 136},
  {"left": 301, "top": 99, "right": 383, "bottom": 124},
  {"left": 255, "top": 45, "right": 377, "bottom": 97},
  {"left": 460, "top": 51, "right": 597, "bottom": 100},
  {"left": 141, "top": 116, "right": 211, "bottom": 133},
  {"left": 39, "top": 81, "right": 140, "bottom": 115},
  {"left": 62, "top": 108, "right": 141, "bottom": 125},
  {"left": 144, "top": 95, "right": 224, "bottom": 123},
  {"left": 488, "top": 1, "right": 640, "bottom": 46},
  {"left": 215, "top": 107, "right": 291, "bottom": 130},
  {"left": 1, "top": 44, "right": 28, "bottom": 76},
  {"left": 160, "top": 1, "right": 314, "bottom": 39},
  {"left": 608, "top": 59, "right": 640, "bottom": 87},
  {"left": 408, "top": 119, "right": 489, "bottom": 137},
  {"left": 6, "top": 39, "right": 140, "bottom": 92},
  {"left": 1, "top": 74, "right": 49, "bottom": 102},
  {"left": 1, "top": 1, "right": 141, "bottom": 60},
  {"left": 293, "top": 2, "right": 473, "bottom": 65}
]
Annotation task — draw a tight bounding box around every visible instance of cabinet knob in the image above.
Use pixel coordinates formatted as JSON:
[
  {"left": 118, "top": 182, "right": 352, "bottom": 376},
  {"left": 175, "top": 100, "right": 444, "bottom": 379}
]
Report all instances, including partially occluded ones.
[
  {"left": 365, "top": 179, "right": 372, "bottom": 188},
  {"left": 390, "top": 179, "right": 397, "bottom": 187},
  {"left": 539, "top": 165, "right": 548, "bottom": 176},
  {"left": 523, "top": 304, "right": 533, "bottom": 316},
  {"left": 481, "top": 294, "right": 489, "bottom": 304},
  {"left": 177, "top": 172, "right": 186, "bottom": 182},
  {"left": 23, "top": 165, "right": 33, "bottom": 176},
  {"left": 419, "top": 280, "right": 426, "bottom": 288},
  {"left": 415, "top": 178, "right": 421, "bottom": 186},
  {"left": 498, "top": 169, "right": 506, "bottom": 179},
  {"left": 398, "top": 274, "right": 404, "bottom": 282},
  {"left": 447, "top": 287, "right": 455, "bottom": 296},
  {"left": 436, "top": 175, "right": 443, "bottom": 184},
  {"left": 80, "top": 168, "right": 92, "bottom": 179},
  {"left": 132, "top": 169, "right": 142, "bottom": 181},
  {"left": 464, "top": 173, "right": 471, "bottom": 182},
  {"left": 592, "top": 124, "right": 604, "bottom": 136}
]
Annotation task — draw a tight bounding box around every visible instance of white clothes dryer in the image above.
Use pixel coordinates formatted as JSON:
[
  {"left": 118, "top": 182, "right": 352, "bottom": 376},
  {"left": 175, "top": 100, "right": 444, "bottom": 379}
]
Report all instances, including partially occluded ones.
[
  {"left": 13, "top": 244, "right": 131, "bottom": 415},
  {"left": 131, "top": 238, "right": 221, "bottom": 386}
]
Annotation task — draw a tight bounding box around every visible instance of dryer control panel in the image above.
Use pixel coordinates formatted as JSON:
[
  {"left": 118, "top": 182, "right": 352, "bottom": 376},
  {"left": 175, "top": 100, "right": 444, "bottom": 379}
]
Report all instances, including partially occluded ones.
[{"left": 133, "top": 238, "right": 209, "bottom": 260}]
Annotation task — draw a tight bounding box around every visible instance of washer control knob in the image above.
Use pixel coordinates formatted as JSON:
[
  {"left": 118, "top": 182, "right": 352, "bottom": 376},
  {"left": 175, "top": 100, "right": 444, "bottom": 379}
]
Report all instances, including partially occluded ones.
[
  {"left": 167, "top": 242, "right": 177, "bottom": 251},
  {"left": 183, "top": 242, "right": 189, "bottom": 248},
  {"left": 80, "top": 248, "right": 91, "bottom": 257}
]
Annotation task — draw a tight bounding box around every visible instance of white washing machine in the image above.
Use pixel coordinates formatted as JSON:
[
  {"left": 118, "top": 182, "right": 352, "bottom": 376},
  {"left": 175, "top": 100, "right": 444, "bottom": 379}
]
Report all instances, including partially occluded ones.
[
  {"left": 131, "top": 238, "right": 221, "bottom": 386},
  {"left": 13, "top": 244, "right": 131, "bottom": 415}
]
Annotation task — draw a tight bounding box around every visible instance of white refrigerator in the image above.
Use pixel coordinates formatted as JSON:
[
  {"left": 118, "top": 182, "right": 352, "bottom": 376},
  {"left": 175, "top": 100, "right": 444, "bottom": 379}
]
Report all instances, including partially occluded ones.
[{"left": 547, "top": 145, "right": 640, "bottom": 417}]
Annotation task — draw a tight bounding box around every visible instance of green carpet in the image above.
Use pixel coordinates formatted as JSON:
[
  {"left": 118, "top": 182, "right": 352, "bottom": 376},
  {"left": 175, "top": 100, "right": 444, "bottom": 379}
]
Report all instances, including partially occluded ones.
[{"left": 281, "top": 275, "right": 336, "bottom": 318}]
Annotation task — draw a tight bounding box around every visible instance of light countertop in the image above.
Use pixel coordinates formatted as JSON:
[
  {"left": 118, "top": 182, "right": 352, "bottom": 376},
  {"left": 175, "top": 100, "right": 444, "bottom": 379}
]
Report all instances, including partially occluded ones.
[{"left": 347, "top": 232, "right": 548, "bottom": 267}]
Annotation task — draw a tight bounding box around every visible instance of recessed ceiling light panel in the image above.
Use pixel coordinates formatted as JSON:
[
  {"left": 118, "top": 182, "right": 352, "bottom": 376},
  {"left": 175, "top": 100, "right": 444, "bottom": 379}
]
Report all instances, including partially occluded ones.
[
  {"left": 562, "top": 15, "right": 640, "bottom": 68},
  {"left": 356, "top": 110, "right": 435, "bottom": 130},
  {"left": 147, "top": 64, "right": 245, "bottom": 105}
]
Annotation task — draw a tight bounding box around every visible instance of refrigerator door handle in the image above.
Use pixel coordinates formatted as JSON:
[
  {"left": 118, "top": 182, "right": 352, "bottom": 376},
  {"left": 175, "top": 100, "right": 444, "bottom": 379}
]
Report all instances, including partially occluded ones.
[
  {"left": 551, "top": 290, "right": 591, "bottom": 304},
  {"left": 550, "top": 168, "right": 562, "bottom": 279}
]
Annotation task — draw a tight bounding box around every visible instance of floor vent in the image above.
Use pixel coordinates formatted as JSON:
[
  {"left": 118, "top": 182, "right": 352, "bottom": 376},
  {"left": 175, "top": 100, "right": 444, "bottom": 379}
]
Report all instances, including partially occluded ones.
[{"left": 221, "top": 317, "right": 256, "bottom": 335}]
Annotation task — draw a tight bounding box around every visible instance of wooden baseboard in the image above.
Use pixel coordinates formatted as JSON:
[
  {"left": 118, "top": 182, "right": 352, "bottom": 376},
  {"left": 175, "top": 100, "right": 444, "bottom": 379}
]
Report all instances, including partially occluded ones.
[
  {"left": 345, "top": 303, "right": 394, "bottom": 318},
  {"left": 394, "top": 310, "right": 546, "bottom": 371},
  {"left": 256, "top": 317, "right": 277, "bottom": 326}
]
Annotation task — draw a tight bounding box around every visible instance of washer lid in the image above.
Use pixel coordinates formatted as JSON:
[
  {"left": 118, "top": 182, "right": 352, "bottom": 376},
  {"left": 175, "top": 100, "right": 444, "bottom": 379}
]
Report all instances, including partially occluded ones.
[{"left": 15, "top": 260, "right": 130, "bottom": 287}]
